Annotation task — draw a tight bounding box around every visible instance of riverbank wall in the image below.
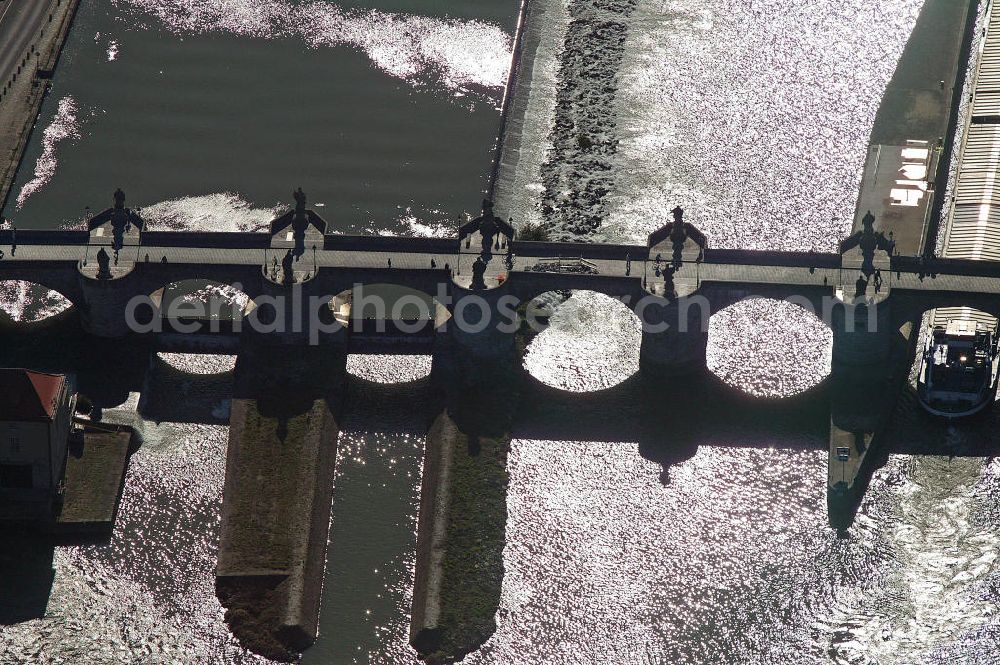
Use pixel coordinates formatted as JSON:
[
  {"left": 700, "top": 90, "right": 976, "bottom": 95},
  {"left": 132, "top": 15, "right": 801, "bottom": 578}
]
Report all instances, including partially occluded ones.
[
  {"left": 0, "top": 0, "right": 82, "bottom": 215},
  {"left": 215, "top": 345, "right": 345, "bottom": 662}
]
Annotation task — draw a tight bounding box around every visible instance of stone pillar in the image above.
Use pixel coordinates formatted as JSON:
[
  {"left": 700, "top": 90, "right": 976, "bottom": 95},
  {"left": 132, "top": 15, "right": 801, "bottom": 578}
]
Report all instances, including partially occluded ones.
[
  {"left": 77, "top": 271, "right": 140, "bottom": 338},
  {"left": 447, "top": 281, "right": 516, "bottom": 362},
  {"left": 827, "top": 296, "right": 900, "bottom": 531},
  {"left": 829, "top": 297, "right": 894, "bottom": 431},
  {"left": 830, "top": 297, "right": 892, "bottom": 367},
  {"left": 637, "top": 295, "right": 710, "bottom": 379},
  {"left": 249, "top": 279, "right": 346, "bottom": 348}
]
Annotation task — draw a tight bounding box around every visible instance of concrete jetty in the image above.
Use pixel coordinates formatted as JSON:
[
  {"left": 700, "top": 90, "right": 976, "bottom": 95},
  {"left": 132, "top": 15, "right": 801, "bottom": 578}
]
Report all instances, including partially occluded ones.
[{"left": 828, "top": 0, "right": 980, "bottom": 529}]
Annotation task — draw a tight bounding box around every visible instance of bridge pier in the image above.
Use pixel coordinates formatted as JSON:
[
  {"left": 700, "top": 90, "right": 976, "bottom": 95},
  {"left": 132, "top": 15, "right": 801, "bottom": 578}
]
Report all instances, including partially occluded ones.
[
  {"left": 638, "top": 296, "right": 710, "bottom": 379},
  {"left": 410, "top": 281, "right": 517, "bottom": 663},
  {"left": 78, "top": 272, "right": 141, "bottom": 338},
  {"left": 250, "top": 280, "right": 345, "bottom": 346},
  {"left": 215, "top": 339, "right": 347, "bottom": 660},
  {"left": 827, "top": 296, "right": 907, "bottom": 530}
]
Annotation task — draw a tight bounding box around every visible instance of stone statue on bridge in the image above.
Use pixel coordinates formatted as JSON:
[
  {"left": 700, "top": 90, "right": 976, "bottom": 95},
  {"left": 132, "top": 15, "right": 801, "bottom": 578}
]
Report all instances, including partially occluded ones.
[
  {"left": 281, "top": 249, "right": 295, "bottom": 285},
  {"left": 111, "top": 189, "right": 128, "bottom": 251},
  {"left": 459, "top": 199, "right": 515, "bottom": 260},
  {"left": 96, "top": 246, "right": 112, "bottom": 280},
  {"left": 293, "top": 187, "right": 307, "bottom": 216},
  {"left": 840, "top": 210, "right": 894, "bottom": 278},
  {"left": 647, "top": 205, "right": 707, "bottom": 269},
  {"left": 471, "top": 255, "right": 488, "bottom": 290}
]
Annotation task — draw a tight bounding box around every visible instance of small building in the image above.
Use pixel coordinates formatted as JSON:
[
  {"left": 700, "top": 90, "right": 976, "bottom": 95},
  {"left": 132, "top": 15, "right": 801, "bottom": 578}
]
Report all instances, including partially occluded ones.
[{"left": 0, "top": 369, "right": 75, "bottom": 520}]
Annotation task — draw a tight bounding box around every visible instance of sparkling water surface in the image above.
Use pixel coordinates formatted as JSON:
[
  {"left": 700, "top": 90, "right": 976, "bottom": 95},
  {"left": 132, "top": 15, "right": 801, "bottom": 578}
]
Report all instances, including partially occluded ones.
[{"left": 3, "top": 1, "right": 1000, "bottom": 664}]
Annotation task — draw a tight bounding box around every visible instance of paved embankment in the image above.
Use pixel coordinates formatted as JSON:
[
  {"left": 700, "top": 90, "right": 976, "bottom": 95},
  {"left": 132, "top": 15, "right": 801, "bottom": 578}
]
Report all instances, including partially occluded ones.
[
  {"left": 0, "top": 0, "right": 81, "bottom": 215},
  {"left": 491, "top": 0, "right": 569, "bottom": 229},
  {"left": 852, "top": 0, "right": 979, "bottom": 253}
]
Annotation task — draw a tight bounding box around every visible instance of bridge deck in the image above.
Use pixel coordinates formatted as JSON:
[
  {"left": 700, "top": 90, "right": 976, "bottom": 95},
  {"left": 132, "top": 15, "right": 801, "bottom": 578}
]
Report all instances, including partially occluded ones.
[{"left": 8, "top": 237, "right": 1000, "bottom": 303}]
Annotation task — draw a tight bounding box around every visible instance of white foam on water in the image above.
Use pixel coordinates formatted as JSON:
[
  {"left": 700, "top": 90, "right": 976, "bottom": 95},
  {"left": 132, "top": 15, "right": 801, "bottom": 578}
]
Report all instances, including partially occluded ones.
[
  {"left": 116, "top": 0, "right": 511, "bottom": 98},
  {"left": 0, "top": 280, "right": 73, "bottom": 322},
  {"left": 15, "top": 96, "right": 82, "bottom": 210},
  {"left": 140, "top": 191, "right": 282, "bottom": 233}
]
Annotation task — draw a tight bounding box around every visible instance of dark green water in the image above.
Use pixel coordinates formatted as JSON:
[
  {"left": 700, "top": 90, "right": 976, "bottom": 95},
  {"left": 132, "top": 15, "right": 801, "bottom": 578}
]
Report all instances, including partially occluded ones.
[{"left": 4, "top": 0, "right": 516, "bottom": 231}]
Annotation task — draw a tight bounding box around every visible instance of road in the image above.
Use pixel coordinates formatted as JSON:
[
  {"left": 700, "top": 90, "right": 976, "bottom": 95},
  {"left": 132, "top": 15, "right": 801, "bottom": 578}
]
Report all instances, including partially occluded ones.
[{"left": 0, "top": 0, "right": 54, "bottom": 91}]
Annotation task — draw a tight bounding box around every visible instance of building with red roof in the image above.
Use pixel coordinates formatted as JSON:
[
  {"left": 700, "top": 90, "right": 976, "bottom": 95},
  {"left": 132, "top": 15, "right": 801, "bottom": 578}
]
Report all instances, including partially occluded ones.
[{"left": 0, "top": 369, "right": 75, "bottom": 518}]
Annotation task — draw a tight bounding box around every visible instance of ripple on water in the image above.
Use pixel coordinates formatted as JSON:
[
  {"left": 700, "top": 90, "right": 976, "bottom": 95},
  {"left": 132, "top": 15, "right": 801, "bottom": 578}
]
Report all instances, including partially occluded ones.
[
  {"left": 468, "top": 441, "right": 844, "bottom": 664},
  {"left": 0, "top": 420, "right": 274, "bottom": 664},
  {"left": 522, "top": 291, "right": 641, "bottom": 392},
  {"left": 707, "top": 298, "right": 832, "bottom": 398},
  {"left": 607, "top": 0, "right": 923, "bottom": 250},
  {"left": 347, "top": 354, "right": 432, "bottom": 384},
  {"left": 0, "top": 280, "right": 73, "bottom": 323},
  {"left": 157, "top": 352, "right": 237, "bottom": 374}
]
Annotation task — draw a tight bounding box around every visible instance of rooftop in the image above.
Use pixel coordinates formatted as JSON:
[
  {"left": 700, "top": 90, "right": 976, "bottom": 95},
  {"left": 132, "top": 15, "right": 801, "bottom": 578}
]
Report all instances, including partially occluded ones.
[{"left": 0, "top": 368, "right": 66, "bottom": 422}]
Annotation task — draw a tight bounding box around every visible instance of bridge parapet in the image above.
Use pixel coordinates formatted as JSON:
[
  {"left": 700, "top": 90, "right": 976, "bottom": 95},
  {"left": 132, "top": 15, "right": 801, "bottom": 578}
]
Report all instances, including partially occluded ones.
[
  {"left": 78, "top": 189, "right": 142, "bottom": 283},
  {"left": 645, "top": 207, "right": 706, "bottom": 299}
]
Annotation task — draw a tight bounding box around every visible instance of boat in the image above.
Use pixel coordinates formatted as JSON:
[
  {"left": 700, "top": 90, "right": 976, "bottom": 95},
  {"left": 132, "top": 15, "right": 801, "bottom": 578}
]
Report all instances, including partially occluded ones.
[{"left": 917, "top": 318, "right": 1000, "bottom": 418}]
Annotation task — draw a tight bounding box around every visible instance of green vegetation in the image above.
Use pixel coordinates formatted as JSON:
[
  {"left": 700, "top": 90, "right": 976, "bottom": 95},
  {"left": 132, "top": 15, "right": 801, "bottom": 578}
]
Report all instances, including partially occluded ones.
[
  {"left": 222, "top": 402, "right": 315, "bottom": 570},
  {"left": 427, "top": 430, "right": 511, "bottom": 664},
  {"left": 516, "top": 222, "right": 550, "bottom": 242}
]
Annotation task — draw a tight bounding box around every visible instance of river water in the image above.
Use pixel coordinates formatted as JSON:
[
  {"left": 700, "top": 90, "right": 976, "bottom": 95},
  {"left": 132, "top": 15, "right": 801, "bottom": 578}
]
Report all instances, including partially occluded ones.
[{"left": 2, "top": 1, "right": 1000, "bottom": 664}]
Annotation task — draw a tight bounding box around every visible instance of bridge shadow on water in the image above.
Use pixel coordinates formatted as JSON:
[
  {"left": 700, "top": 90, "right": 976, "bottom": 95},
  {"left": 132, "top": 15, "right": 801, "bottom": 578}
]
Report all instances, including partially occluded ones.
[
  {"left": 0, "top": 531, "right": 56, "bottom": 625},
  {"left": 883, "top": 386, "right": 1000, "bottom": 459},
  {"left": 139, "top": 354, "right": 235, "bottom": 426},
  {"left": 515, "top": 369, "right": 832, "bottom": 476}
]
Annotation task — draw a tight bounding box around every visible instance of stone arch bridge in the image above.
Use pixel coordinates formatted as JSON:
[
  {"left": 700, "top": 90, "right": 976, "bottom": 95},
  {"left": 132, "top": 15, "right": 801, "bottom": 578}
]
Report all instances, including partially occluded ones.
[{"left": 3, "top": 191, "right": 1000, "bottom": 375}]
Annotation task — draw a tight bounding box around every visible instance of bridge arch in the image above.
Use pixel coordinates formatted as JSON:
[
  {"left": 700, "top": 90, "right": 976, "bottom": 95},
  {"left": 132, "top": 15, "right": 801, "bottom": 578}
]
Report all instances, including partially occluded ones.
[
  {"left": 0, "top": 279, "right": 77, "bottom": 325},
  {"left": 328, "top": 283, "right": 449, "bottom": 370},
  {"left": 706, "top": 296, "right": 833, "bottom": 398},
  {"left": 521, "top": 289, "right": 641, "bottom": 393},
  {"left": 140, "top": 279, "right": 256, "bottom": 334}
]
